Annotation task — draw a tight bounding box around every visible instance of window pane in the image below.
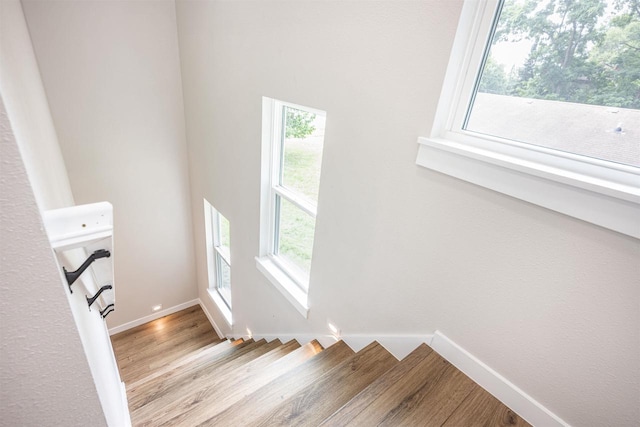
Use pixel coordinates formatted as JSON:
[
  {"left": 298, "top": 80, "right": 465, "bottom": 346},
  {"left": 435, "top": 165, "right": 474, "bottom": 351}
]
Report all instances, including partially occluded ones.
[
  {"left": 219, "top": 213, "right": 230, "bottom": 250},
  {"left": 281, "top": 106, "right": 326, "bottom": 203},
  {"left": 465, "top": 0, "right": 640, "bottom": 167},
  {"left": 216, "top": 256, "right": 231, "bottom": 307},
  {"left": 275, "top": 195, "right": 316, "bottom": 274}
]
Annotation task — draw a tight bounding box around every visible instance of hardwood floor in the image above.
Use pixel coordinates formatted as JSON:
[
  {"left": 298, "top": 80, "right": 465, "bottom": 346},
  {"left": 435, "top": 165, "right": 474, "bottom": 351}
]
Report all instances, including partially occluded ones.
[
  {"left": 111, "top": 305, "right": 530, "bottom": 426},
  {"left": 253, "top": 341, "right": 398, "bottom": 427},
  {"left": 110, "top": 305, "right": 221, "bottom": 384},
  {"left": 149, "top": 340, "right": 324, "bottom": 427}
]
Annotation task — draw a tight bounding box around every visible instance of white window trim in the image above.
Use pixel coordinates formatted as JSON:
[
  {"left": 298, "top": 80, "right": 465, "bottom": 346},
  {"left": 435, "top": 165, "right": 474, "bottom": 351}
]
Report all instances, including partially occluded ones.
[
  {"left": 207, "top": 288, "right": 232, "bottom": 327},
  {"left": 203, "top": 200, "right": 232, "bottom": 324},
  {"left": 257, "top": 97, "right": 326, "bottom": 318},
  {"left": 416, "top": 0, "right": 640, "bottom": 239},
  {"left": 255, "top": 256, "right": 309, "bottom": 318}
]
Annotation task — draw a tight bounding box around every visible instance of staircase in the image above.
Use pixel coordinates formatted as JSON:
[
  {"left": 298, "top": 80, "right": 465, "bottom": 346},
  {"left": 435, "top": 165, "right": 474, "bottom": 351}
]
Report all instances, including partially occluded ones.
[{"left": 111, "top": 307, "right": 530, "bottom": 426}]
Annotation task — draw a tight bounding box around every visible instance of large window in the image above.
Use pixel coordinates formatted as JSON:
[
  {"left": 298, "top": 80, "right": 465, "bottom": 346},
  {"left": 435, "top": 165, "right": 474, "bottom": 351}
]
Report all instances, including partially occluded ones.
[
  {"left": 257, "top": 98, "right": 327, "bottom": 317},
  {"left": 417, "top": 0, "right": 639, "bottom": 238},
  {"left": 204, "top": 199, "right": 232, "bottom": 323}
]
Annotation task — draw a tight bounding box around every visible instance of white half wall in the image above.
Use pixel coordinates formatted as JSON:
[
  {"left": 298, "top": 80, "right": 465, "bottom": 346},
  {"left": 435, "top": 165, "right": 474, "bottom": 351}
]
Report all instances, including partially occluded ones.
[
  {"left": 175, "top": 1, "right": 640, "bottom": 426},
  {"left": 22, "top": 0, "right": 198, "bottom": 327}
]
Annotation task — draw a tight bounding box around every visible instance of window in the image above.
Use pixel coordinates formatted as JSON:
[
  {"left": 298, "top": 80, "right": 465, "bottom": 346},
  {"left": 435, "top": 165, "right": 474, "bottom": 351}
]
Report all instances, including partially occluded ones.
[
  {"left": 257, "top": 98, "right": 327, "bottom": 317},
  {"left": 204, "top": 199, "right": 232, "bottom": 324},
  {"left": 417, "top": 0, "right": 639, "bottom": 238}
]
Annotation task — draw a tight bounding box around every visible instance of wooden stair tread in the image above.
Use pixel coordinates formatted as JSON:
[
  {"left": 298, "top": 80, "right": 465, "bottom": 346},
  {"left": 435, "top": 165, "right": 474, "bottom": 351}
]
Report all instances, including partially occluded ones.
[
  {"left": 147, "top": 337, "right": 231, "bottom": 371},
  {"left": 117, "top": 330, "right": 221, "bottom": 384},
  {"left": 197, "top": 340, "right": 356, "bottom": 427},
  {"left": 255, "top": 341, "right": 398, "bottom": 427},
  {"left": 177, "top": 339, "right": 303, "bottom": 401},
  {"left": 112, "top": 307, "right": 534, "bottom": 427},
  {"left": 338, "top": 347, "right": 476, "bottom": 426},
  {"left": 321, "top": 342, "right": 433, "bottom": 426},
  {"left": 126, "top": 338, "right": 241, "bottom": 391},
  {"left": 218, "top": 339, "right": 302, "bottom": 379},
  {"left": 129, "top": 338, "right": 267, "bottom": 414},
  {"left": 138, "top": 340, "right": 324, "bottom": 427},
  {"left": 442, "top": 384, "right": 531, "bottom": 427}
]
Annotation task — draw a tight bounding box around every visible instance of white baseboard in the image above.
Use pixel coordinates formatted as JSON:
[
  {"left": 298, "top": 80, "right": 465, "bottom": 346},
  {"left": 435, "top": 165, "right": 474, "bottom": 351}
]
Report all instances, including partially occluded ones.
[
  {"left": 197, "top": 298, "right": 224, "bottom": 339},
  {"left": 430, "top": 331, "right": 569, "bottom": 427},
  {"left": 247, "top": 333, "right": 432, "bottom": 360},
  {"left": 108, "top": 299, "right": 200, "bottom": 335},
  {"left": 343, "top": 334, "right": 434, "bottom": 360},
  {"left": 248, "top": 333, "right": 332, "bottom": 348}
]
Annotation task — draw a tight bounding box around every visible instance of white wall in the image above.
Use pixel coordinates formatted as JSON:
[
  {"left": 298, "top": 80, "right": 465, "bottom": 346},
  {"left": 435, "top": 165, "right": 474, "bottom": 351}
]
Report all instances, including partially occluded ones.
[
  {"left": 0, "top": 97, "right": 106, "bottom": 426},
  {"left": 175, "top": 1, "right": 640, "bottom": 426},
  {"left": 22, "top": 0, "right": 197, "bottom": 327},
  {"left": 1, "top": 2, "right": 128, "bottom": 424},
  {"left": 0, "top": 0, "right": 73, "bottom": 211}
]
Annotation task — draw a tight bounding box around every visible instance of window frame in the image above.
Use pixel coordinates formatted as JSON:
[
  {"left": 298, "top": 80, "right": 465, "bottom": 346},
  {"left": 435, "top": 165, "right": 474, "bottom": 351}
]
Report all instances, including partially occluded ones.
[
  {"left": 270, "top": 105, "right": 319, "bottom": 287},
  {"left": 416, "top": 0, "right": 640, "bottom": 239},
  {"left": 257, "top": 97, "right": 327, "bottom": 318},
  {"left": 212, "top": 210, "right": 231, "bottom": 309},
  {"left": 203, "top": 200, "right": 232, "bottom": 325}
]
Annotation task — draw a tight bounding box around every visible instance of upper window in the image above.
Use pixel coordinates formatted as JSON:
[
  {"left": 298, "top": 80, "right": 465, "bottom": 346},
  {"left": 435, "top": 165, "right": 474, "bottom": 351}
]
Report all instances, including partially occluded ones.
[
  {"left": 417, "top": 0, "right": 640, "bottom": 238},
  {"left": 257, "top": 98, "right": 327, "bottom": 316},
  {"left": 467, "top": 0, "right": 639, "bottom": 167},
  {"left": 204, "top": 200, "right": 232, "bottom": 322}
]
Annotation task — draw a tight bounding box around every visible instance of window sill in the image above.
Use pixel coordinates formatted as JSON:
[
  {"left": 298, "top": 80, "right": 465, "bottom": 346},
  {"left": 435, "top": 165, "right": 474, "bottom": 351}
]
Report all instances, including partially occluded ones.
[
  {"left": 255, "top": 256, "right": 309, "bottom": 318},
  {"left": 207, "top": 289, "right": 232, "bottom": 327},
  {"left": 416, "top": 136, "right": 640, "bottom": 239}
]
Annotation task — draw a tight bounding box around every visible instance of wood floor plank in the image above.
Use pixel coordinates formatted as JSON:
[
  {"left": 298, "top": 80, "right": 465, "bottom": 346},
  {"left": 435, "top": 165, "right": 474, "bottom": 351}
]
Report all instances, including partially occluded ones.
[
  {"left": 320, "top": 343, "right": 433, "bottom": 426},
  {"left": 144, "top": 340, "right": 324, "bottom": 427},
  {"left": 219, "top": 339, "right": 302, "bottom": 380},
  {"left": 130, "top": 338, "right": 270, "bottom": 417},
  {"left": 127, "top": 340, "right": 264, "bottom": 412},
  {"left": 123, "top": 316, "right": 213, "bottom": 353},
  {"left": 255, "top": 341, "right": 398, "bottom": 427},
  {"left": 343, "top": 348, "right": 473, "bottom": 426},
  {"left": 123, "top": 322, "right": 216, "bottom": 363},
  {"left": 194, "top": 340, "right": 355, "bottom": 427},
  {"left": 111, "top": 306, "right": 220, "bottom": 384},
  {"left": 376, "top": 360, "right": 476, "bottom": 426},
  {"left": 190, "top": 339, "right": 303, "bottom": 396},
  {"left": 442, "top": 384, "right": 532, "bottom": 427},
  {"left": 111, "top": 305, "right": 209, "bottom": 345},
  {"left": 111, "top": 306, "right": 215, "bottom": 352},
  {"left": 124, "top": 338, "right": 241, "bottom": 392},
  {"left": 115, "top": 325, "right": 216, "bottom": 375},
  {"left": 113, "top": 308, "right": 530, "bottom": 427}
]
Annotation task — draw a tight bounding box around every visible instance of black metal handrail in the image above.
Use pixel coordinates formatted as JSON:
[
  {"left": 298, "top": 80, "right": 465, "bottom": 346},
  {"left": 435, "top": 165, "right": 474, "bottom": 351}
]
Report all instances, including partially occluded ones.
[
  {"left": 87, "top": 284, "right": 113, "bottom": 308},
  {"left": 63, "top": 249, "right": 111, "bottom": 293}
]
